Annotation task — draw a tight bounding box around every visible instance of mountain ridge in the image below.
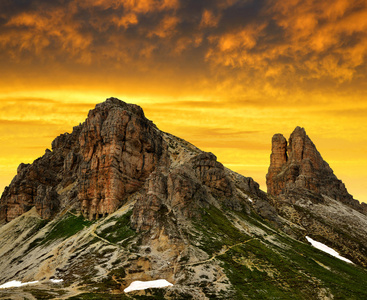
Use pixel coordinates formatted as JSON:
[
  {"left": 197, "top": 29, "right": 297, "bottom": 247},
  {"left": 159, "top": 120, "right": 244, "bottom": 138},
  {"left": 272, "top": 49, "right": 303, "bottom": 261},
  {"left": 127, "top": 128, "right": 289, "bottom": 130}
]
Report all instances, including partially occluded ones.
[{"left": 0, "top": 97, "right": 367, "bottom": 299}]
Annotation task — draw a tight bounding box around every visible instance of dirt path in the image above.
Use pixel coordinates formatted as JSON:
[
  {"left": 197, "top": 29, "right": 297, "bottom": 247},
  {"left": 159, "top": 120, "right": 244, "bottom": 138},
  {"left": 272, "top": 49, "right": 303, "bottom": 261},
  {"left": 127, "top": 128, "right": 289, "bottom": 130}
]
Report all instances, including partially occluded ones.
[
  {"left": 89, "top": 223, "right": 114, "bottom": 245},
  {"left": 181, "top": 238, "right": 255, "bottom": 267}
]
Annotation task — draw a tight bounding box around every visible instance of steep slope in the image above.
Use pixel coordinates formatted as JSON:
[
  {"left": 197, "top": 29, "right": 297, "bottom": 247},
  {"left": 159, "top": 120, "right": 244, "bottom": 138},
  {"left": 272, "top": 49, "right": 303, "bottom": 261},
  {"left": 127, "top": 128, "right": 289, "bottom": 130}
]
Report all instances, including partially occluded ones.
[{"left": 0, "top": 99, "right": 367, "bottom": 299}]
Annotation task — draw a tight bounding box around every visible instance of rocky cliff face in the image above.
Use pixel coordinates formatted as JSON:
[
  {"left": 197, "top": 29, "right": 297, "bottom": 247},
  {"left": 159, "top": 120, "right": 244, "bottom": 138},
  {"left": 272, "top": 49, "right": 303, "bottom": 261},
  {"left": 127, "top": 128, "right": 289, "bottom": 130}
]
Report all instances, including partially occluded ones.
[
  {"left": 0, "top": 98, "right": 261, "bottom": 225},
  {"left": 131, "top": 149, "right": 263, "bottom": 234},
  {"left": 0, "top": 98, "right": 165, "bottom": 222},
  {"left": 266, "top": 126, "right": 366, "bottom": 212}
]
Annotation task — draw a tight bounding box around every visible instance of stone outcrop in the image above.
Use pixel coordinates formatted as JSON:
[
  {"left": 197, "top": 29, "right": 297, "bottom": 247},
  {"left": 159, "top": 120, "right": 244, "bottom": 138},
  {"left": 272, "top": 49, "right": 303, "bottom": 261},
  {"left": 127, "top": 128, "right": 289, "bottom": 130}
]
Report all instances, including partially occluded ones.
[
  {"left": 265, "top": 127, "right": 367, "bottom": 266},
  {"left": 266, "top": 126, "right": 366, "bottom": 212},
  {"left": 0, "top": 152, "right": 62, "bottom": 222},
  {"left": 131, "top": 148, "right": 263, "bottom": 232}
]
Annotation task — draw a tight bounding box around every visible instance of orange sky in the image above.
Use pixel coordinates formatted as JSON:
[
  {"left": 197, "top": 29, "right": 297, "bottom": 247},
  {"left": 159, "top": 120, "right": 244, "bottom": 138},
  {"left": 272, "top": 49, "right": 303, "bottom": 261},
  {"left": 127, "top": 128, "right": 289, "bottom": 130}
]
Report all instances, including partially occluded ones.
[{"left": 0, "top": 0, "right": 366, "bottom": 203}]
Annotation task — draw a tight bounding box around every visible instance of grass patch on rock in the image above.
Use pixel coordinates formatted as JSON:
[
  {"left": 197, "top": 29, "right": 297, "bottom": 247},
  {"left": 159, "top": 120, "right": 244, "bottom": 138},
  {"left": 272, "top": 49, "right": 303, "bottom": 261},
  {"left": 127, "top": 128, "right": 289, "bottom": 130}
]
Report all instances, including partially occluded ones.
[
  {"left": 191, "top": 204, "right": 251, "bottom": 255},
  {"left": 41, "top": 213, "right": 93, "bottom": 245},
  {"left": 97, "top": 210, "right": 136, "bottom": 245}
]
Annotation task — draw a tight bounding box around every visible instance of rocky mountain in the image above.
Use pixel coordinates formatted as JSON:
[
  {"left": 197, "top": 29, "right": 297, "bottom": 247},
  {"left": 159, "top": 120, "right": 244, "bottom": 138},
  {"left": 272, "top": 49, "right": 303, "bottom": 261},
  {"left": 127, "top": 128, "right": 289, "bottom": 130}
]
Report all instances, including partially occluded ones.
[
  {"left": 0, "top": 99, "right": 164, "bottom": 222},
  {"left": 266, "top": 126, "right": 366, "bottom": 212},
  {"left": 0, "top": 98, "right": 367, "bottom": 299}
]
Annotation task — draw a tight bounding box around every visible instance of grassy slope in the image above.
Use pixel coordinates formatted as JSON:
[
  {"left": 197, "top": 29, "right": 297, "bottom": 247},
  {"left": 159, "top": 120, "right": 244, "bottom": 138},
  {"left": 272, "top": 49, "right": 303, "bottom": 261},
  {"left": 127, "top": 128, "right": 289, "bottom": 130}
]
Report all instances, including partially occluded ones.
[
  {"left": 2, "top": 204, "right": 367, "bottom": 299},
  {"left": 191, "top": 205, "right": 367, "bottom": 299}
]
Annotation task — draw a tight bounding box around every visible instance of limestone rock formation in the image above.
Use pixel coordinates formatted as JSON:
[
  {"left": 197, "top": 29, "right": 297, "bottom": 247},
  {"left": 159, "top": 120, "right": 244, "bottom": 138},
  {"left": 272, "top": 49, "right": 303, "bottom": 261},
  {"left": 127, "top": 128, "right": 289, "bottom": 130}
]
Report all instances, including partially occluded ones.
[
  {"left": 266, "top": 127, "right": 367, "bottom": 267},
  {"left": 131, "top": 149, "right": 263, "bottom": 233},
  {"left": 0, "top": 98, "right": 260, "bottom": 224},
  {"left": 266, "top": 126, "right": 366, "bottom": 212},
  {"left": 0, "top": 98, "right": 164, "bottom": 222}
]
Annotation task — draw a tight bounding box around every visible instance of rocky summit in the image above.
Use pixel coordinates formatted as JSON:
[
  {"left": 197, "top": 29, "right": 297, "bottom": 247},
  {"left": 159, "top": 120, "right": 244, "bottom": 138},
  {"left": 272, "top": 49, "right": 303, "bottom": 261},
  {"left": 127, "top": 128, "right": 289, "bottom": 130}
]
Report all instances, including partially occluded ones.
[
  {"left": 0, "top": 98, "right": 367, "bottom": 300},
  {"left": 266, "top": 126, "right": 367, "bottom": 213},
  {"left": 0, "top": 98, "right": 164, "bottom": 222}
]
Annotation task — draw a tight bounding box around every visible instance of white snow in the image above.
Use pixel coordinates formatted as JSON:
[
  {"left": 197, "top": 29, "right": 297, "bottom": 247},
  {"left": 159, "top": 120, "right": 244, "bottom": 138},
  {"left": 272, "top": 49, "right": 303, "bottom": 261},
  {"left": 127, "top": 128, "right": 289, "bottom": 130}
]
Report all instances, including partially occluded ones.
[
  {"left": 124, "top": 279, "right": 173, "bottom": 293},
  {"left": 50, "top": 279, "right": 63, "bottom": 283},
  {"left": 306, "top": 236, "right": 353, "bottom": 264},
  {"left": 0, "top": 280, "right": 39, "bottom": 289}
]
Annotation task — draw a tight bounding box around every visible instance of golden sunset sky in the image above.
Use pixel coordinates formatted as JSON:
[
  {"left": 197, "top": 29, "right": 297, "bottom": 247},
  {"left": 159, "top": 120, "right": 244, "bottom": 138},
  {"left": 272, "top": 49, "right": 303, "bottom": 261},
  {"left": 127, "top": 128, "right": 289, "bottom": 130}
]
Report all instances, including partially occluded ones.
[{"left": 0, "top": 0, "right": 366, "bottom": 203}]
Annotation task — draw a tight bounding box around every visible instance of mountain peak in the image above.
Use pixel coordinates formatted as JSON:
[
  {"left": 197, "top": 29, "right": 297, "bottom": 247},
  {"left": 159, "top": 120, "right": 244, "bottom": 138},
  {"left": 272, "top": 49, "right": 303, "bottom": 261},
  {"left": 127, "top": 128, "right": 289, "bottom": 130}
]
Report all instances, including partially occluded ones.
[
  {"left": 292, "top": 125, "right": 306, "bottom": 135},
  {"left": 0, "top": 97, "right": 163, "bottom": 222},
  {"left": 0, "top": 97, "right": 263, "bottom": 224},
  {"left": 266, "top": 127, "right": 365, "bottom": 212},
  {"left": 93, "top": 97, "right": 146, "bottom": 118}
]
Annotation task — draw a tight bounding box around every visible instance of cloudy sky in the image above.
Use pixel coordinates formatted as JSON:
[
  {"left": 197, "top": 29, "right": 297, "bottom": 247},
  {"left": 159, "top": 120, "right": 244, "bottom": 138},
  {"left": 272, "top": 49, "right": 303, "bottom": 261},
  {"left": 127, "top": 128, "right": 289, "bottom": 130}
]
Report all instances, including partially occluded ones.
[{"left": 0, "top": 0, "right": 366, "bottom": 202}]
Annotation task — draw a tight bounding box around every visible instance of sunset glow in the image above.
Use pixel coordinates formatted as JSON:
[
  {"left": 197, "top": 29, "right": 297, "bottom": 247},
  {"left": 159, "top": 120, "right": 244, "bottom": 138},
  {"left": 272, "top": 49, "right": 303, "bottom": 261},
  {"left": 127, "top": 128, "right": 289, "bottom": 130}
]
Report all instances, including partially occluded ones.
[{"left": 0, "top": 0, "right": 366, "bottom": 203}]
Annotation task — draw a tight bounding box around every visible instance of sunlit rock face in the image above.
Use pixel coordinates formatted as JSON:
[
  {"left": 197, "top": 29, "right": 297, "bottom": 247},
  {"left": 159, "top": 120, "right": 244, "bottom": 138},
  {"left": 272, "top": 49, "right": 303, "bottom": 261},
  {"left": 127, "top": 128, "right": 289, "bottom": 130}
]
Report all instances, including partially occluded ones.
[
  {"left": 0, "top": 98, "right": 164, "bottom": 222},
  {"left": 266, "top": 133, "right": 288, "bottom": 196},
  {"left": 0, "top": 154, "right": 62, "bottom": 222},
  {"left": 266, "top": 126, "right": 366, "bottom": 212},
  {"left": 76, "top": 98, "right": 164, "bottom": 219},
  {"left": 0, "top": 97, "right": 262, "bottom": 223}
]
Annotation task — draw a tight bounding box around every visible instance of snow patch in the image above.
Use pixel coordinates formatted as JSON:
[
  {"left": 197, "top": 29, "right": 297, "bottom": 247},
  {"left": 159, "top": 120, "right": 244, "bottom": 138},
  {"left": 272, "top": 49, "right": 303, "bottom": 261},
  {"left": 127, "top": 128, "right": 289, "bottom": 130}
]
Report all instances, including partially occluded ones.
[
  {"left": 124, "top": 279, "right": 173, "bottom": 293},
  {"left": 306, "top": 236, "right": 353, "bottom": 264},
  {"left": 0, "top": 280, "right": 39, "bottom": 289},
  {"left": 50, "top": 279, "right": 63, "bottom": 283}
]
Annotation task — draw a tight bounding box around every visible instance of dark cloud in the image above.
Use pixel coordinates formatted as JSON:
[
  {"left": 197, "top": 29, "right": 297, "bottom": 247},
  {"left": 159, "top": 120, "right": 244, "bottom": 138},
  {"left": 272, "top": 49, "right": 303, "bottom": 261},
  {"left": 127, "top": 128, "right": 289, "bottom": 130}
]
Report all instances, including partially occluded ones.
[{"left": 0, "top": 0, "right": 366, "bottom": 95}]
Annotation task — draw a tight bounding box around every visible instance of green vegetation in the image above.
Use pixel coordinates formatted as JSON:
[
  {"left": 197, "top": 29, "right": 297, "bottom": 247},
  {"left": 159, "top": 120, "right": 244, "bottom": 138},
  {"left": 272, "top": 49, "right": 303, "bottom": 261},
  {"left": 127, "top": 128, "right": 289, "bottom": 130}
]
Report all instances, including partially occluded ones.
[
  {"left": 219, "top": 239, "right": 316, "bottom": 299},
  {"left": 98, "top": 210, "right": 136, "bottom": 245},
  {"left": 6, "top": 201, "right": 367, "bottom": 299},
  {"left": 191, "top": 205, "right": 251, "bottom": 255},
  {"left": 275, "top": 234, "right": 367, "bottom": 299},
  {"left": 21, "top": 219, "right": 50, "bottom": 253},
  {"left": 67, "top": 293, "right": 130, "bottom": 299},
  {"left": 67, "top": 289, "right": 167, "bottom": 300},
  {"left": 26, "top": 237, "right": 44, "bottom": 252},
  {"left": 41, "top": 213, "right": 93, "bottom": 245},
  {"left": 26, "top": 219, "right": 49, "bottom": 238},
  {"left": 191, "top": 204, "right": 367, "bottom": 299},
  {"left": 23, "top": 288, "right": 67, "bottom": 299}
]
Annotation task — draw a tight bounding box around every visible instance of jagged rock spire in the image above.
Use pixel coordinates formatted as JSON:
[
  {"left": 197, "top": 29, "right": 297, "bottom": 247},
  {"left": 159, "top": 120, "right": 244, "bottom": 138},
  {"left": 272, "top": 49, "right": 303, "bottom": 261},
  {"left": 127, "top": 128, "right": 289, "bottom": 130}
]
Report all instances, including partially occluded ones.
[{"left": 266, "top": 127, "right": 365, "bottom": 211}]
